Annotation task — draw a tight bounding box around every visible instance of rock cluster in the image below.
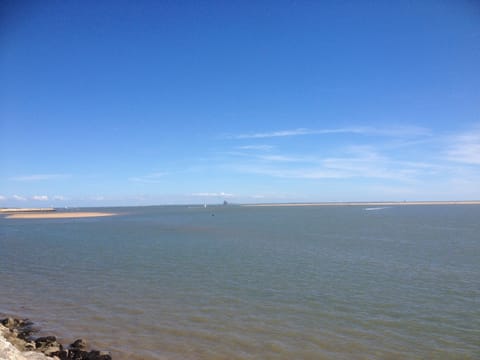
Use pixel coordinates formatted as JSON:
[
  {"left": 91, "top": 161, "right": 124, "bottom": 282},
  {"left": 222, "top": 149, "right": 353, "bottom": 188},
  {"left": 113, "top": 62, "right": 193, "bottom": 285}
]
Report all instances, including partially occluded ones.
[{"left": 1, "top": 317, "right": 112, "bottom": 360}]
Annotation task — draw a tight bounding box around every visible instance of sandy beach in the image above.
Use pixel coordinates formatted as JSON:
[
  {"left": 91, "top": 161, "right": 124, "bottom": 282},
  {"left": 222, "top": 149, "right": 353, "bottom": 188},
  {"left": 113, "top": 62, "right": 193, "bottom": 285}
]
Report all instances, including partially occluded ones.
[
  {"left": 242, "top": 201, "right": 480, "bottom": 207},
  {"left": 4, "top": 212, "right": 117, "bottom": 219}
]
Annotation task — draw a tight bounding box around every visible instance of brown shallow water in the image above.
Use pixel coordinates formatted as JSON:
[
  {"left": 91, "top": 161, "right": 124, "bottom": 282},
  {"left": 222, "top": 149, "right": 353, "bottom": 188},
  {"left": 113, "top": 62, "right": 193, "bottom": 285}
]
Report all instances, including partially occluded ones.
[{"left": 1, "top": 205, "right": 479, "bottom": 359}]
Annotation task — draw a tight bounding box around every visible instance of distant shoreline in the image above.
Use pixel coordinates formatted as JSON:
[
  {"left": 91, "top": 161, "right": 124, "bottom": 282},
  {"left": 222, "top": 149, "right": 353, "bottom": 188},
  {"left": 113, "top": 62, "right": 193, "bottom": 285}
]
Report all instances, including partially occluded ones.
[
  {"left": 242, "top": 201, "right": 480, "bottom": 207},
  {"left": 0, "top": 208, "right": 56, "bottom": 213},
  {"left": 3, "top": 212, "right": 117, "bottom": 219}
]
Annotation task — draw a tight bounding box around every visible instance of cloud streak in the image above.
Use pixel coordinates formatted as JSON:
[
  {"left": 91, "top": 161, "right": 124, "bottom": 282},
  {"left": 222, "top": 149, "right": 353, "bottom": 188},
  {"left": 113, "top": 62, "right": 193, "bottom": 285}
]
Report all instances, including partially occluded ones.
[
  {"left": 129, "top": 172, "right": 167, "bottom": 183},
  {"left": 235, "top": 128, "right": 315, "bottom": 139},
  {"left": 192, "top": 192, "right": 234, "bottom": 198},
  {"left": 10, "top": 174, "right": 71, "bottom": 181},
  {"left": 233, "top": 126, "right": 431, "bottom": 139},
  {"left": 446, "top": 129, "right": 480, "bottom": 165},
  {"left": 225, "top": 144, "right": 434, "bottom": 182},
  {"left": 32, "top": 195, "right": 49, "bottom": 201},
  {"left": 236, "top": 145, "right": 275, "bottom": 151}
]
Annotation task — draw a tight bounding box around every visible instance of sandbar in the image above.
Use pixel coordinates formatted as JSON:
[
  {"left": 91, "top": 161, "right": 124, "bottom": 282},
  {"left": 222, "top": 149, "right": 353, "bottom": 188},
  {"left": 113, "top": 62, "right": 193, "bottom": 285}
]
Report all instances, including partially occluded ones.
[{"left": 5, "top": 212, "right": 116, "bottom": 219}]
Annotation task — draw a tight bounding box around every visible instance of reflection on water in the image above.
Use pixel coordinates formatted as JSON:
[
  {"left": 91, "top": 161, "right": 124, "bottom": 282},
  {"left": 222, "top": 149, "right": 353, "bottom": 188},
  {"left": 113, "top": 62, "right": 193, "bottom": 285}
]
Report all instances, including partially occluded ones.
[{"left": 1, "top": 205, "right": 479, "bottom": 359}]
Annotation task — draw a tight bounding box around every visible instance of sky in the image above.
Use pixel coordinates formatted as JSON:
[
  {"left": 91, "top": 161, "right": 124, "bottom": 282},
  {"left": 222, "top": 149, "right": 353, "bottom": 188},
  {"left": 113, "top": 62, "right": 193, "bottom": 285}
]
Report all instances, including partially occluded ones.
[{"left": 1, "top": 0, "right": 480, "bottom": 207}]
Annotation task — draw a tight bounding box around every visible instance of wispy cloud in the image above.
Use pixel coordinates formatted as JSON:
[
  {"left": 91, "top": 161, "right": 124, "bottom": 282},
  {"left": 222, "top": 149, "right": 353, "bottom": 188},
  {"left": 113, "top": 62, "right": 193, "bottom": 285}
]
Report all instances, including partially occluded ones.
[
  {"left": 192, "top": 192, "right": 234, "bottom": 198},
  {"left": 257, "top": 155, "right": 303, "bottom": 162},
  {"left": 129, "top": 172, "right": 167, "bottom": 183},
  {"left": 10, "top": 174, "right": 71, "bottom": 181},
  {"left": 53, "top": 195, "right": 67, "bottom": 201},
  {"left": 32, "top": 195, "right": 49, "bottom": 201},
  {"left": 233, "top": 126, "right": 430, "bottom": 139},
  {"left": 226, "top": 145, "right": 430, "bottom": 182},
  {"left": 249, "top": 194, "right": 266, "bottom": 199},
  {"left": 12, "top": 195, "right": 26, "bottom": 201},
  {"left": 363, "top": 125, "right": 432, "bottom": 137},
  {"left": 232, "top": 165, "right": 346, "bottom": 179},
  {"left": 236, "top": 145, "right": 274, "bottom": 151},
  {"left": 0, "top": 195, "right": 6, "bottom": 201},
  {"left": 235, "top": 128, "right": 314, "bottom": 139},
  {"left": 446, "top": 128, "right": 480, "bottom": 165}
]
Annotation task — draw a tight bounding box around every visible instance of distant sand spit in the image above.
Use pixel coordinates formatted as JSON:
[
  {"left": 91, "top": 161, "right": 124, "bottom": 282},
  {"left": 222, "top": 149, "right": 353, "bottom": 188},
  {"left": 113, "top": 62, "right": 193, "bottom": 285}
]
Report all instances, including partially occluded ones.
[
  {"left": 4, "top": 212, "right": 116, "bottom": 219},
  {"left": 242, "top": 201, "right": 480, "bottom": 207}
]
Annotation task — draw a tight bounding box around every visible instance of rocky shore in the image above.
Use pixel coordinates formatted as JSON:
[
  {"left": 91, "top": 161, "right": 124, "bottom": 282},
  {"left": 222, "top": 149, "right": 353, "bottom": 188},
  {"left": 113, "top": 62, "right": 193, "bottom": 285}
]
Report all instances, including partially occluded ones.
[{"left": 0, "top": 317, "right": 112, "bottom": 360}]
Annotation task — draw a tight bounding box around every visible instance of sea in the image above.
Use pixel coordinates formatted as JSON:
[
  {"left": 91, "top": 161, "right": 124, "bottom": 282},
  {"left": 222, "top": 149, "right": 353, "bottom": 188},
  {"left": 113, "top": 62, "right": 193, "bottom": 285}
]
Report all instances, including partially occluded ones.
[{"left": 1, "top": 205, "right": 479, "bottom": 359}]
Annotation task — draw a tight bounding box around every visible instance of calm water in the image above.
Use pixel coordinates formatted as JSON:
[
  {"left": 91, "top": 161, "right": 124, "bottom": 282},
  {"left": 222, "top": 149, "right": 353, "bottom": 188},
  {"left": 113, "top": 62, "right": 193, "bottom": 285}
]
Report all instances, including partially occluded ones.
[{"left": 1, "top": 205, "right": 479, "bottom": 359}]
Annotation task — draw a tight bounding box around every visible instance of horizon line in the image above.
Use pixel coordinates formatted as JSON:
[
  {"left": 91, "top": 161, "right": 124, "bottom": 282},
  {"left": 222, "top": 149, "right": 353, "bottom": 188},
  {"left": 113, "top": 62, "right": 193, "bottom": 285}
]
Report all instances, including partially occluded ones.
[{"left": 2, "top": 200, "right": 480, "bottom": 211}]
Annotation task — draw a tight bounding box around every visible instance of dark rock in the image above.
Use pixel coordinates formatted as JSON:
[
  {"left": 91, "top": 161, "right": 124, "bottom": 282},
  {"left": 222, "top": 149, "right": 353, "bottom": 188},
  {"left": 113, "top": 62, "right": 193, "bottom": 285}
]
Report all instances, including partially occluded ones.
[
  {"left": 24, "top": 340, "right": 36, "bottom": 351},
  {"left": 1, "top": 317, "right": 15, "bottom": 328},
  {"left": 1, "top": 316, "right": 112, "bottom": 359},
  {"left": 35, "top": 335, "right": 63, "bottom": 357},
  {"left": 69, "top": 348, "right": 89, "bottom": 360},
  {"left": 17, "top": 323, "right": 36, "bottom": 341},
  {"left": 19, "top": 319, "right": 34, "bottom": 327},
  {"left": 50, "top": 349, "right": 70, "bottom": 360},
  {"left": 0, "top": 317, "right": 27, "bottom": 329},
  {"left": 86, "top": 350, "right": 112, "bottom": 360},
  {"left": 44, "top": 344, "right": 63, "bottom": 356},
  {"left": 1, "top": 317, "right": 37, "bottom": 341},
  {"left": 35, "top": 335, "right": 57, "bottom": 347},
  {"left": 70, "top": 338, "right": 88, "bottom": 350},
  {"left": 1, "top": 317, "right": 32, "bottom": 351}
]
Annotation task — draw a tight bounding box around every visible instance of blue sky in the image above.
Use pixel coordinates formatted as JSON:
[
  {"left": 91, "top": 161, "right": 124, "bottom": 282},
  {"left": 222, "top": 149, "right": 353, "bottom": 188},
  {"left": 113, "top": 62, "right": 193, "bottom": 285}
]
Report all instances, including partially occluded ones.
[{"left": 1, "top": 0, "right": 479, "bottom": 206}]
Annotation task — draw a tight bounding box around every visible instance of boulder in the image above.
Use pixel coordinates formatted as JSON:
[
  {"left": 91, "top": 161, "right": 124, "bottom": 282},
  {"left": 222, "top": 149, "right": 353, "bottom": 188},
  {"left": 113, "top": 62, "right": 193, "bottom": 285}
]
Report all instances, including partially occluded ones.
[
  {"left": 1, "top": 317, "right": 112, "bottom": 359},
  {"left": 1, "top": 317, "right": 16, "bottom": 328},
  {"left": 86, "top": 350, "right": 112, "bottom": 360},
  {"left": 68, "top": 348, "right": 89, "bottom": 360},
  {"left": 35, "top": 335, "right": 57, "bottom": 348},
  {"left": 69, "top": 339, "right": 87, "bottom": 350},
  {"left": 35, "top": 336, "right": 63, "bottom": 356},
  {"left": 1, "top": 318, "right": 37, "bottom": 342}
]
